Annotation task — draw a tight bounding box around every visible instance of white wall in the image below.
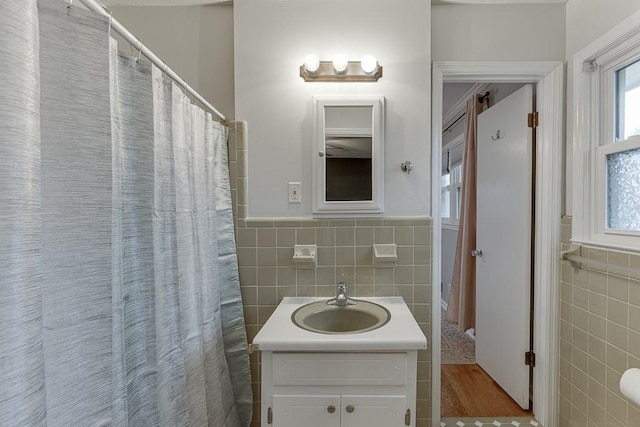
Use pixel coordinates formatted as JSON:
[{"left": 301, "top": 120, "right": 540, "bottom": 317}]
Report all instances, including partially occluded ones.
[
  {"left": 234, "top": 0, "right": 430, "bottom": 218},
  {"left": 432, "top": 4, "right": 566, "bottom": 62},
  {"left": 110, "top": 4, "right": 235, "bottom": 120},
  {"left": 566, "top": 0, "right": 640, "bottom": 58},
  {"left": 564, "top": 0, "right": 640, "bottom": 215},
  {"left": 109, "top": 1, "right": 640, "bottom": 219},
  {"left": 432, "top": 3, "right": 566, "bottom": 218}
]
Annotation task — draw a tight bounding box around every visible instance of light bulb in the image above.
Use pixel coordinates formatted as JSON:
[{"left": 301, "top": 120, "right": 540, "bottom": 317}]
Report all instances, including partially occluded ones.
[
  {"left": 332, "top": 54, "right": 348, "bottom": 74},
  {"left": 360, "top": 54, "right": 377, "bottom": 74},
  {"left": 303, "top": 54, "right": 320, "bottom": 73}
]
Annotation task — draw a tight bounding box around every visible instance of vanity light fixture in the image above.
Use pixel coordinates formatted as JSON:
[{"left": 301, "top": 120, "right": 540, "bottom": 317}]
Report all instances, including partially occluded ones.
[
  {"left": 303, "top": 54, "right": 320, "bottom": 74},
  {"left": 300, "top": 54, "right": 383, "bottom": 82},
  {"left": 332, "top": 54, "right": 348, "bottom": 74},
  {"left": 360, "top": 54, "right": 377, "bottom": 74}
]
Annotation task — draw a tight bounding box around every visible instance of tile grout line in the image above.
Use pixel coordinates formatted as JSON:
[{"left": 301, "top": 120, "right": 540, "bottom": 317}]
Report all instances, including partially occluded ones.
[{"left": 440, "top": 417, "right": 541, "bottom": 427}]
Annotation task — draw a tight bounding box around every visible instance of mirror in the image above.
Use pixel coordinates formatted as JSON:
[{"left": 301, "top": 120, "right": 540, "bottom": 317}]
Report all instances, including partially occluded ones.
[
  {"left": 325, "top": 107, "right": 373, "bottom": 202},
  {"left": 312, "top": 96, "right": 385, "bottom": 214}
]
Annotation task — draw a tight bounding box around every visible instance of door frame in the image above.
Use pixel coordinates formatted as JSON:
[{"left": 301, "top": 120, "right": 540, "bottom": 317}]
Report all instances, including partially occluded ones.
[{"left": 431, "top": 61, "right": 564, "bottom": 427}]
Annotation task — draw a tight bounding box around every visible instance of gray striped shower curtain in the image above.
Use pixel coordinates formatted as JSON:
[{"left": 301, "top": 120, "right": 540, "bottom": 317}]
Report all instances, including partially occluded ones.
[{"left": 0, "top": 1, "right": 252, "bottom": 425}]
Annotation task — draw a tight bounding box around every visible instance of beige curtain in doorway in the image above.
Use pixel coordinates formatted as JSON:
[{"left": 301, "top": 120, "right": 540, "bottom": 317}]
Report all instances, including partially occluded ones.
[{"left": 445, "top": 93, "right": 487, "bottom": 333}]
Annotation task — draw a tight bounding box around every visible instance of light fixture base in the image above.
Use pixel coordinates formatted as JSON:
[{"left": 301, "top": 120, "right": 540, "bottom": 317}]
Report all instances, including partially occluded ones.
[{"left": 300, "top": 61, "right": 383, "bottom": 82}]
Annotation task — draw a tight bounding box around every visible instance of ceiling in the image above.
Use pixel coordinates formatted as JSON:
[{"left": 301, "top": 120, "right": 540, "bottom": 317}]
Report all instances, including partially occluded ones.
[{"left": 431, "top": 0, "right": 566, "bottom": 3}]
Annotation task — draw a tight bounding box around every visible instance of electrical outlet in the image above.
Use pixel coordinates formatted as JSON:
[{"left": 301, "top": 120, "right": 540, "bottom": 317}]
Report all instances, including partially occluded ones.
[{"left": 288, "top": 182, "right": 301, "bottom": 203}]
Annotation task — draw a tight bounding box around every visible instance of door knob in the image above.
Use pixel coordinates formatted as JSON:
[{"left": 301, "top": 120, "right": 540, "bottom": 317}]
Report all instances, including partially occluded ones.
[
  {"left": 471, "top": 249, "right": 483, "bottom": 257},
  {"left": 327, "top": 405, "right": 336, "bottom": 414},
  {"left": 346, "top": 405, "right": 355, "bottom": 413}
]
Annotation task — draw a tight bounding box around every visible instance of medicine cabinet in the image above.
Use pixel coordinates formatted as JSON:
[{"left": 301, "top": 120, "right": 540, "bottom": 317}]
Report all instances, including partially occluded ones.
[{"left": 312, "top": 96, "right": 385, "bottom": 214}]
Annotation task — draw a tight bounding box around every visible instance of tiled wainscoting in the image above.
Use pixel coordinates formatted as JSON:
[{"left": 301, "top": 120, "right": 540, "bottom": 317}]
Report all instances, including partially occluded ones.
[
  {"left": 228, "top": 122, "right": 433, "bottom": 427},
  {"left": 238, "top": 218, "right": 433, "bottom": 427},
  {"left": 559, "top": 216, "right": 640, "bottom": 426}
]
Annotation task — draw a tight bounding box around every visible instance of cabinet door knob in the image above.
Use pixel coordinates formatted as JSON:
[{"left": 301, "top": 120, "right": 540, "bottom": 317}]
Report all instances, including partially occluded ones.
[
  {"left": 327, "top": 405, "right": 336, "bottom": 414},
  {"left": 346, "top": 405, "right": 355, "bottom": 413}
]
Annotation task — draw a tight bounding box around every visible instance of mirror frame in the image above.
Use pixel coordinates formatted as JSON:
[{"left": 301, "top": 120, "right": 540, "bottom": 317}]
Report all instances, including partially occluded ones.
[{"left": 312, "top": 95, "right": 385, "bottom": 215}]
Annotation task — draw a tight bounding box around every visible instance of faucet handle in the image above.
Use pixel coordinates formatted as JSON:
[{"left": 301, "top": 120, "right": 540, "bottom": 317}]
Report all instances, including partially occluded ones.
[{"left": 327, "top": 279, "right": 357, "bottom": 306}]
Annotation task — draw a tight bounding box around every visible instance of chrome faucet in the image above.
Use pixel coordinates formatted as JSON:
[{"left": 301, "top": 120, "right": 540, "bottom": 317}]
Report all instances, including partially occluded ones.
[{"left": 326, "top": 281, "right": 358, "bottom": 306}]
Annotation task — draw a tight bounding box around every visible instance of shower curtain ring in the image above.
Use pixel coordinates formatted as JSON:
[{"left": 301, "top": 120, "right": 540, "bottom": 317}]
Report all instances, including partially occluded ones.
[
  {"left": 67, "top": 0, "right": 72, "bottom": 8},
  {"left": 107, "top": 11, "right": 113, "bottom": 36},
  {"left": 136, "top": 41, "right": 143, "bottom": 62}
]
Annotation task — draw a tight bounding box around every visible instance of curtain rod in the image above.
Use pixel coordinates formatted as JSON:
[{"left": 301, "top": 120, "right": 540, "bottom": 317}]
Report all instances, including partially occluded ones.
[
  {"left": 74, "top": 0, "right": 227, "bottom": 122},
  {"left": 442, "top": 91, "right": 491, "bottom": 134},
  {"left": 443, "top": 112, "right": 465, "bottom": 134}
]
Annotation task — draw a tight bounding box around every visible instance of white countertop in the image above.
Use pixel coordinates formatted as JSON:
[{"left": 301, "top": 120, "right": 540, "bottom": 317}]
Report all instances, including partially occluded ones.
[{"left": 253, "top": 297, "right": 428, "bottom": 351}]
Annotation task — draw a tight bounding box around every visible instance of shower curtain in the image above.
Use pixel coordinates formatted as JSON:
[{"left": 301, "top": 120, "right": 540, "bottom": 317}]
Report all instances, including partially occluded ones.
[
  {"left": 0, "top": 1, "right": 252, "bottom": 425},
  {"left": 445, "top": 94, "right": 486, "bottom": 334}
]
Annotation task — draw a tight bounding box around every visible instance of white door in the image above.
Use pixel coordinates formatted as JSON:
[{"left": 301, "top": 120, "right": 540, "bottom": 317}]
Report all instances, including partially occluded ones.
[
  {"left": 341, "top": 395, "right": 407, "bottom": 427},
  {"left": 475, "top": 85, "right": 533, "bottom": 410},
  {"left": 273, "top": 395, "right": 341, "bottom": 427}
]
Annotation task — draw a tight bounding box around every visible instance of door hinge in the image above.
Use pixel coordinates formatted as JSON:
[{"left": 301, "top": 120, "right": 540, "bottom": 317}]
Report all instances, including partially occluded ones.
[
  {"left": 405, "top": 409, "right": 411, "bottom": 426},
  {"left": 267, "top": 407, "right": 273, "bottom": 424},
  {"left": 525, "top": 351, "right": 536, "bottom": 367},
  {"left": 528, "top": 112, "right": 538, "bottom": 128}
]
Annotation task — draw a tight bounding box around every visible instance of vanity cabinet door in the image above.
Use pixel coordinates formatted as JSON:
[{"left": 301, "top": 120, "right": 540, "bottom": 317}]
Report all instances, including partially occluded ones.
[
  {"left": 273, "top": 394, "right": 341, "bottom": 427},
  {"left": 341, "top": 395, "right": 407, "bottom": 427}
]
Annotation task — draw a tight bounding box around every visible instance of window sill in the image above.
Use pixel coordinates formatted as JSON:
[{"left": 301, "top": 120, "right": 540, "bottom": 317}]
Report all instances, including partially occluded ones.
[
  {"left": 442, "top": 222, "right": 459, "bottom": 231},
  {"left": 570, "top": 237, "right": 640, "bottom": 255}
]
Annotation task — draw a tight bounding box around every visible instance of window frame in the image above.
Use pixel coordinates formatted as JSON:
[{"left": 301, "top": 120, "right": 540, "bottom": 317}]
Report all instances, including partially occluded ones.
[
  {"left": 441, "top": 171, "right": 451, "bottom": 221},
  {"left": 441, "top": 162, "right": 462, "bottom": 227},
  {"left": 595, "top": 137, "right": 640, "bottom": 242},
  {"left": 452, "top": 162, "right": 463, "bottom": 222},
  {"left": 573, "top": 11, "right": 640, "bottom": 251},
  {"left": 441, "top": 136, "right": 464, "bottom": 229}
]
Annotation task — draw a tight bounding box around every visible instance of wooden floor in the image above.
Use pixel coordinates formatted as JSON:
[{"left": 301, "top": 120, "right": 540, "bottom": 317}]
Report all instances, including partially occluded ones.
[{"left": 441, "top": 364, "right": 533, "bottom": 418}]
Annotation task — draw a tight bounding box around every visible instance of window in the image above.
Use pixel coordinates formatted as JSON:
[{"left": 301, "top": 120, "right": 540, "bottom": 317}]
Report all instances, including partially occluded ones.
[
  {"left": 441, "top": 173, "right": 451, "bottom": 220},
  {"left": 573, "top": 13, "right": 640, "bottom": 250},
  {"left": 597, "top": 50, "right": 640, "bottom": 240},
  {"left": 616, "top": 59, "right": 640, "bottom": 140},
  {"left": 442, "top": 136, "right": 464, "bottom": 227},
  {"left": 605, "top": 146, "right": 640, "bottom": 230},
  {"left": 452, "top": 163, "right": 463, "bottom": 219},
  {"left": 442, "top": 162, "right": 462, "bottom": 226}
]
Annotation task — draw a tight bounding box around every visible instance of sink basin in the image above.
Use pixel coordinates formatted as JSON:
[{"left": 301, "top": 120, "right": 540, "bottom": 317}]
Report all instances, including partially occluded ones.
[{"left": 291, "top": 300, "right": 391, "bottom": 334}]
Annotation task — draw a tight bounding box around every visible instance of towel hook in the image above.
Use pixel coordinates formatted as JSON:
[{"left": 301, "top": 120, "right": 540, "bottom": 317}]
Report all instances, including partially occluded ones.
[{"left": 491, "top": 130, "right": 502, "bottom": 140}]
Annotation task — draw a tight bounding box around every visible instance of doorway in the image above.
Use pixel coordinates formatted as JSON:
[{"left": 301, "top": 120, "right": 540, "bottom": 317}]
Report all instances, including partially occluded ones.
[
  {"left": 439, "top": 82, "right": 534, "bottom": 419},
  {"left": 431, "top": 62, "right": 564, "bottom": 427}
]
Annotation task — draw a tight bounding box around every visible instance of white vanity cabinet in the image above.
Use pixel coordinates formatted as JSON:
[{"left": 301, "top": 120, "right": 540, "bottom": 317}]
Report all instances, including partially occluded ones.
[
  {"left": 273, "top": 394, "right": 406, "bottom": 427},
  {"left": 252, "top": 297, "right": 427, "bottom": 427},
  {"left": 262, "top": 351, "right": 418, "bottom": 427}
]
